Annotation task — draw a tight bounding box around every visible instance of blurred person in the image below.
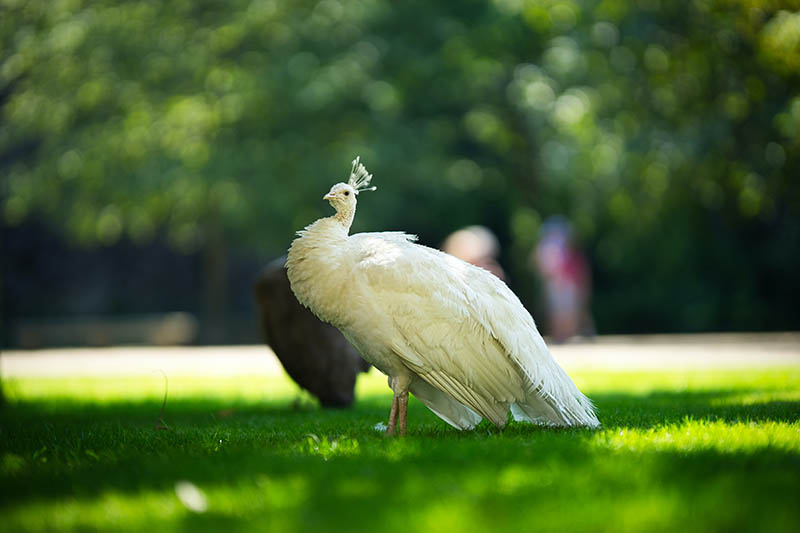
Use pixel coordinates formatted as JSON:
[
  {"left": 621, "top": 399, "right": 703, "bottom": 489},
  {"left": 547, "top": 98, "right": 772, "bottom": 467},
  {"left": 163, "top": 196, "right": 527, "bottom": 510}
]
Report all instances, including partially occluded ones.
[
  {"left": 532, "top": 216, "right": 594, "bottom": 342},
  {"left": 442, "top": 225, "right": 505, "bottom": 280}
]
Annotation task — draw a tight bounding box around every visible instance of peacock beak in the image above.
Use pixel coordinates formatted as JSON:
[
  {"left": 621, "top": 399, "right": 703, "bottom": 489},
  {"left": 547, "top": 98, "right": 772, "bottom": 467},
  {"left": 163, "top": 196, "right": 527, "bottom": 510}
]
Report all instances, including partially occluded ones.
[{"left": 323, "top": 192, "right": 335, "bottom": 200}]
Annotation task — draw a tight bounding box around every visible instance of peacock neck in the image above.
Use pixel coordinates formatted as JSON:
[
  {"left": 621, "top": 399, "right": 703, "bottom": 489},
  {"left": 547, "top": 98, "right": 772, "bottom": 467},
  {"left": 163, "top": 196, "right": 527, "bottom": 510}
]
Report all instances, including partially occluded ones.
[
  {"left": 334, "top": 203, "right": 355, "bottom": 233},
  {"left": 286, "top": 210, "right": 353, "bottom": 327}
]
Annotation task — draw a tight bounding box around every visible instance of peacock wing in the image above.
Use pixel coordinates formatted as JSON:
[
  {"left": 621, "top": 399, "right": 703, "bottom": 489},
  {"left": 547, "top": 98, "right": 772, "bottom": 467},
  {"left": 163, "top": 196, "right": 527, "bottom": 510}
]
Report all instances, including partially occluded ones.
[{"left": 351, "top": 233, "right": 538, "bottom": 427}]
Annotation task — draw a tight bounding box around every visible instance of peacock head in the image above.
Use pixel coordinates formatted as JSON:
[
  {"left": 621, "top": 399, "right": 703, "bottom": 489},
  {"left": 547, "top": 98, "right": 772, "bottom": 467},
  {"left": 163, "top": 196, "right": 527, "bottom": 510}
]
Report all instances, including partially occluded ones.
[
  {"left": 323, "top": 182, "right": 358, "bottom": 211},
  {"left": 323, "top": 156, "right": 376, "bottom": 213}
]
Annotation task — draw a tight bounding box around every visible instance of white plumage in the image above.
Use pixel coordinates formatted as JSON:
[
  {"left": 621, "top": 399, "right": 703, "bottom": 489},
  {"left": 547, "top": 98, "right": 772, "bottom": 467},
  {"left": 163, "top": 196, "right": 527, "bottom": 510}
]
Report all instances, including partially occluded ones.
[{"left": 286, "top": 157, "right": 599, "bottom": 435}]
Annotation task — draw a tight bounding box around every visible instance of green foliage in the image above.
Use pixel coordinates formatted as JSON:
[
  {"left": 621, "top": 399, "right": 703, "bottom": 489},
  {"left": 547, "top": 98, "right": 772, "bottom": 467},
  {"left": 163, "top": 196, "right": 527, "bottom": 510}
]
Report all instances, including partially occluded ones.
[
  {"left": 1, "top": 0, "right": 798, "bottom": 331},
  {"left": 1, "top": 369, "right": 799, "bottom": 532}
]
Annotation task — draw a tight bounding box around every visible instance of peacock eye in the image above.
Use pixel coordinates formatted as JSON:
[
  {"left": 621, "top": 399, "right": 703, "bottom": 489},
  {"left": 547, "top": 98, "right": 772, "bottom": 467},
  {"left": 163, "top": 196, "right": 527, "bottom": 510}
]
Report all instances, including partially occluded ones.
[{"left": 344, "top": 191, "right": 350, "bottom": 196}]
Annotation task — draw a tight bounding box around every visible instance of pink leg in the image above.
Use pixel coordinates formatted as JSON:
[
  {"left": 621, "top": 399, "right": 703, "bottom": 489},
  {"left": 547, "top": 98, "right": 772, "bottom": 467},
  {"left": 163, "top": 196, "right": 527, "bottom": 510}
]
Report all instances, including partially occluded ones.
[
  {"left": 386, "top": 394, "right": 399, "bottom": 436},
  {"left": 398, "top": 390, "right": 408, "bottom": 436}
]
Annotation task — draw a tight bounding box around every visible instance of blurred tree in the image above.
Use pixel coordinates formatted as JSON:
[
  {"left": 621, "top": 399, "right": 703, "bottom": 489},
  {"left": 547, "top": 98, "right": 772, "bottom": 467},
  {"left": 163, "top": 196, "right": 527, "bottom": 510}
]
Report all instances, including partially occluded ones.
[{"left": 1, "top": 0, "right": 798, "bottom": 334}]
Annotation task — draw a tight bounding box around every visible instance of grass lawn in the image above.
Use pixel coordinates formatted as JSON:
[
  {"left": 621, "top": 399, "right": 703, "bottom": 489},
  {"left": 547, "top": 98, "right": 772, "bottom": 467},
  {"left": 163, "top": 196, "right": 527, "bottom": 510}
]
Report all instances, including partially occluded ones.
[{"left": 1, "top": 367, "right": 799, "bottom": 532}]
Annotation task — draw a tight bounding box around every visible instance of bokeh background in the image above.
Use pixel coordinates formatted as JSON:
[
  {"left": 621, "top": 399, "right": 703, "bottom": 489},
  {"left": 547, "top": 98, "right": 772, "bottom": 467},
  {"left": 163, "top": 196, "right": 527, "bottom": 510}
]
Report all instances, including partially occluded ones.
[{"left": 2, "top": 0, "right": 799, "bottom": 347}]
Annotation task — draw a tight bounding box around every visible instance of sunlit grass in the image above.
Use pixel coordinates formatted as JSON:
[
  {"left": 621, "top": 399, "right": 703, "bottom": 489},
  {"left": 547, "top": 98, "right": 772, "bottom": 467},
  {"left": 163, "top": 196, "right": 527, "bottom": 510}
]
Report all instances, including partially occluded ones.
[
  {"left": 596, "top": 419, "right": 800, "bottom": 454},
  {"left": 1, "top": 374, "right": 304, "bottom": 404},
  {"left": 2, "top": 368, "right": 799, "bottom": 532}
]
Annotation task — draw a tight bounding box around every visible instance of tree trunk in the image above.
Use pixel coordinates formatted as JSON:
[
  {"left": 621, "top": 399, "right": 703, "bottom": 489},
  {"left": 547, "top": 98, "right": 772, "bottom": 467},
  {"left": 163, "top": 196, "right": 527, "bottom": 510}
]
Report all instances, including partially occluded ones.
[{"left": 202, "top": 214, "right": 227, "bottom": 344}]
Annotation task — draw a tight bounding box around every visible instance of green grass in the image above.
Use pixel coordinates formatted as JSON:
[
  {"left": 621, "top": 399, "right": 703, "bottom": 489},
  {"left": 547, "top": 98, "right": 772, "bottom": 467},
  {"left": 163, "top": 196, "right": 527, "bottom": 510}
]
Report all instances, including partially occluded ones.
[{"left": 1, "top": 368, "right": 799, "bottom": 532}]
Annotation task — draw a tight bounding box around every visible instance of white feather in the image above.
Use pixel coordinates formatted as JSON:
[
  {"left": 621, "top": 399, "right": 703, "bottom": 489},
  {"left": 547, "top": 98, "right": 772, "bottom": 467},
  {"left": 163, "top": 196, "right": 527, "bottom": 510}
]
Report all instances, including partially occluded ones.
[{"left": 286, "top": 163, "right": 599, "bottom": 430}]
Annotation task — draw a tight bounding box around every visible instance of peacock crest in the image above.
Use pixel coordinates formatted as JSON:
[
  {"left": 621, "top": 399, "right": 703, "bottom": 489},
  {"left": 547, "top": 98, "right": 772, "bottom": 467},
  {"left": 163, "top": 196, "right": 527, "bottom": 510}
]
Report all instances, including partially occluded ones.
[{"left": 348, "top": 156, "right": 377, "bottom": 194}]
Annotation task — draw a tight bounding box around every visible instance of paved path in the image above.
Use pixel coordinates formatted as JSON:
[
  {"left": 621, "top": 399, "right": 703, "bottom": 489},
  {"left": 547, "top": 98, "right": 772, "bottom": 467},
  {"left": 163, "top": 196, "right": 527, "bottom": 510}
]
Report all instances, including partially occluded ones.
[
  {"left": 2, "top": 333, "right": 799, "bottom": 377},
  {"left": 1, "top": 346, "right": 281, "bottom": 377}
]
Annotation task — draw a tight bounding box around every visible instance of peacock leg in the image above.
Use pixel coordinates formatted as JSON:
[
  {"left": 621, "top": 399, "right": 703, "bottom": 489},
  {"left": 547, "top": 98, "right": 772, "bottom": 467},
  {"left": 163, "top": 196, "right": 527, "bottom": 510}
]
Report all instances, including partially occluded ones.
[
  {"left": 386, "top": 394, "right": 399, "bottom": 436},
  {"left": 398, "top": 390, "right": 409, "bottom": 436}
]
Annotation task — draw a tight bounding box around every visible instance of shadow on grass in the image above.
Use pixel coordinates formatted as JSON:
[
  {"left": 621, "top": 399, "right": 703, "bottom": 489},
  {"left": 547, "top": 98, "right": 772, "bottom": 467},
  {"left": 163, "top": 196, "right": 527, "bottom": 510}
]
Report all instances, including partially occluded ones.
[
  {"left": 590, "top": 389, "right": 800, "bottom": 428},
  {"left": 3, "top": 386, "right": 797, "bottom": 431}
]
